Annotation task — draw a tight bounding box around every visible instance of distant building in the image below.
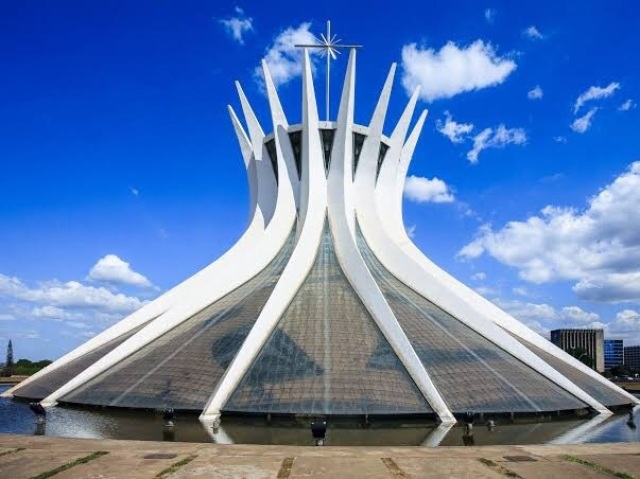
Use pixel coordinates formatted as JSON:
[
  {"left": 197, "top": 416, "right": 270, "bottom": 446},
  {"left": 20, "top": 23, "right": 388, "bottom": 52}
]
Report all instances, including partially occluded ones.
[
  {"left": 624, "top": 346, "right": 640, "bottom": 371},
  {"left": 551, "top": 329, "right": 604, "bottom": 372},
  {"left": 604, "top": 339, "right": 624, "bottom": 370}
]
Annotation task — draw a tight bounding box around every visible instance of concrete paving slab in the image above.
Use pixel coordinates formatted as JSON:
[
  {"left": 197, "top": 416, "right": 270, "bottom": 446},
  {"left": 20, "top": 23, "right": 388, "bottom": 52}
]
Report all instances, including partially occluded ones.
[
  {"left": 53, "top": 451, "right": 191, "bottom": 479},
  {"left": 393, "top": 457, "right": 504, "bottom": 478},
  {"left": 169, "top": 455, "right": 284, "bottom": 479},
  {"left": 501, "top": 460, "right": 613, "bottom": 479},
  {"left": 0, "top": 448, "right": 89, "bottom": 479},
  {"left": 578, "top": 454, "right": 640, "bottom": 477},
  {"left": 289, "top": 457, "right": 391, "bottom": 479}
]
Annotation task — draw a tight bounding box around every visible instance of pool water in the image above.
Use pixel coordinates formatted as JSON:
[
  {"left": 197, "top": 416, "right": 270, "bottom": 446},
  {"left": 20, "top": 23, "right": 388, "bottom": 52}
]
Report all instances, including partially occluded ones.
[{"left": 1, "top": 385, "right": 638, "bottom": 446}]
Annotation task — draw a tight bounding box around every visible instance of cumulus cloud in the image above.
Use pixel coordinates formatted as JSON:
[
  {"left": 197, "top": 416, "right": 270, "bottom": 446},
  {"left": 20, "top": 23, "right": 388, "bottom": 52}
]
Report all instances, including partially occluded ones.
[
  {"left": 400, "top": 40, "right": 516, "bottom": 102},
  {"left": 404, "top": 176, "right": 455, "bottom": 203},
  {"left": 493, "top": 299, "right": 605, "bottom": 337},
  {"left": 436, "top": 111, "right": 474, "bottom": 143},
  {"left": 459, "top": 162, "right": 640, "bottom": 303},
  {"left": 259, "top": 22, "right": 317, "bottom": 87},
  {"left": 574, "top": 82, "right": 620, "bottom": 113},
  {"left": 527, "top": 85, "right": 543, "bottom": 100},
  {"left": 523, "top": 26, "right": 544, "bottom": 40},
  {"left": 619, "top": 99, "right": 636, "bottom": 111},
  {"left": 571, "top": 107, "right": 598, "bottom": 133},
  {"left": 88, "top": 254, "right": 152, "bottom": 288},
  {"left": 219, "top": 7, "right": 253, "bottom": 44},
  {"left": 0, "top": 273, "right": 146, "bottom": 313},
  {"left": 467, "top": 125, "right": 527, "bottom": 163},
  {"left": 554, "top": 136, "right": 568, "bottom": 143}
]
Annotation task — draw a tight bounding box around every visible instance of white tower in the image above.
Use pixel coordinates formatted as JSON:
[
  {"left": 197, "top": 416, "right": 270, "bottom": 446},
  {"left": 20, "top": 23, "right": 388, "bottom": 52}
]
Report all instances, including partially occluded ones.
[{"left": 4, "top": 48, "right": 637, "bottom": 426}]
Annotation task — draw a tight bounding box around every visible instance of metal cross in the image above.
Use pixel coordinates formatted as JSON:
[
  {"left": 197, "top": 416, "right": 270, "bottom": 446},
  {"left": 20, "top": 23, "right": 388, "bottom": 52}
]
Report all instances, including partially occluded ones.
[{"left": 295, "top": 21, "right": 362, "bottom": 121}]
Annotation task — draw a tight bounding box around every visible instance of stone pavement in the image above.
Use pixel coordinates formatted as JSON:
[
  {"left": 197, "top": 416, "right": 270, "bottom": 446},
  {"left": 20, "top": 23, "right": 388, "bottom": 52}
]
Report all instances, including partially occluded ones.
[{"left": 0, "top": 434, "right": 639, "bottom": 478}]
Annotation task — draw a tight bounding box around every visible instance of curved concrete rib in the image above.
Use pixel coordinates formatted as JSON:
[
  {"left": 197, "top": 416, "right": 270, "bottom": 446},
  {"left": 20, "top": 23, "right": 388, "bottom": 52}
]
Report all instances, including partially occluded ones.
[
  {"left": 3, "top": 103, "right": 265, "bottom": 400},
  {"left": 200, "top": 49, "right": 328, "bottom": 422},
  {"left": 327, "top": 49, "right": 455, "bottom": 424},
  {"left": 262, "top": 60, "right": 300, "bottom": 208},
  {"left": 40, "top": 82, "right": 297, "bottom": 408},
  {"left": 379, "top": 114, "right": 638, "bottom": 407}
]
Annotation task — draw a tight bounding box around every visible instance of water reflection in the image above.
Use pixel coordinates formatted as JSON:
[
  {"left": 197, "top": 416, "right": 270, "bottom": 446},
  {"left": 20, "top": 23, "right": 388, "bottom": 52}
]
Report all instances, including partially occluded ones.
[{"left": 2, "top": 385, "right": 639, "bottom": 446}]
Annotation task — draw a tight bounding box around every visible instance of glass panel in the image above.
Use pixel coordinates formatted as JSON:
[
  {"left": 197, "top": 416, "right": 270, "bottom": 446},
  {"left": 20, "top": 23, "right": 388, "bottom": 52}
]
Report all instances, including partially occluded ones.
[
  {"left": 287, "top": 131, "right": 302, "bottom": 179},
  {"left": 264, "top": 139, "right": 278, "bottom": 182},
  {"left": 376, "top": 143, "right": 389, "bottom": 180},
  {"left": 320, "top": 128, "right": 335, "bottom": 172},
  {"left": 225, "top": 222, "right": 432, "bottom": 415},
  {"left": 514, "top": 336, "right": 632, "bottom": 407},
  {"left": 352, "top": 132, "right": 366, "bottom": 175},
  {"left": 61, "top": 231, "right": 297, "bottom": 410},
  {"left": 357, "top": 229, "right": 588, "bottom": 413},
  {"left": 11, "top": 320, "right": 153, "bottom": 400}
]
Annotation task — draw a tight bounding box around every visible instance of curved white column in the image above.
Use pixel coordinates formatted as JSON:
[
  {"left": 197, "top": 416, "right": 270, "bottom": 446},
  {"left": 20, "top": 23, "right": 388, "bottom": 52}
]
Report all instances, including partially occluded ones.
[
  {"left": 378, "top": 109, "right": 638, "bottom": 407},
  {"left": 200, "top": 49, "right": 328, "bottom": 422},
  {"left": 327, "top": 50, "right": 455, "bottom": 425},
  {"left": 262, "top": 60, "right": 300, "bottom": 208},
  {"left": 40, "top": 78, "right": 298, "bottom": 407}
]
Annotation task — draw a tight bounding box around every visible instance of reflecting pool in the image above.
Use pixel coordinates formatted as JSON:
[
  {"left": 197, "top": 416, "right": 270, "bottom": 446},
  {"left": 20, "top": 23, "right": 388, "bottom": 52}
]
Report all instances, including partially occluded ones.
[{"left": 1, "top": 385, "right": 639, "bottom": 446}]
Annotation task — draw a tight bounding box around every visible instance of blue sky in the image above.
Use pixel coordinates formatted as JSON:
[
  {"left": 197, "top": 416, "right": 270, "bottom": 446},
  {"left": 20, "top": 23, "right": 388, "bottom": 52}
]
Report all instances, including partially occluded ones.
[{"left": 1, "top": 1, "right": 639, "bottom": 360}]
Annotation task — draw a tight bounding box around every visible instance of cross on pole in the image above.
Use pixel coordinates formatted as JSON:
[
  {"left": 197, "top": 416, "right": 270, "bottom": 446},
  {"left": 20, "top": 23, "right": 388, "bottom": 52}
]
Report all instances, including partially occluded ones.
[{"left": 295, "top": 21, "right": 362, "bottom": 121}]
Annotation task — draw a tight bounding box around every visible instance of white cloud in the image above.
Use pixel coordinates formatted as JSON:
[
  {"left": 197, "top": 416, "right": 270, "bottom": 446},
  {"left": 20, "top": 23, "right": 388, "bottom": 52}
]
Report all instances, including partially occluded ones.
[
  {"left": 400, "top": 40, "right": 516, "bottom": 102},
  {"left": 404, "top": 176, "right": 455, "bottom": 203},
  {"left": 554, "top": 136, "right": 568, "bottom": 143},
  {"left": 619, "top": 99, "right": 636, "bottom": 111},
  {"left": 467, "top": 125, "right": 527, "bottom": 163},
  {"left": 88, "top": 254, "right": 152, "bottom": 288},
  {"left": 0, "top": 313, "right": 15, "bottom": 321},
  {"left": 523, "top": 26, "right": 544, "bottom": 40},
  {"left": 459, "top": 162, "right": 640, "bottom": 303},
  {"left": 32, "top": 305, "right": 80, "bottom": 320},
  {"left": 259, "top": 22, "right": 317, "bottom": 87},
  {"left": 527, "top": 85, "right": 543, "bottom": 100},
  {"left": 471, "top": 272, "right": 487, "bottom": 281},
  {"left": 0, "top": 273, "right": 146, "bottom": 313},
  {"left": 484, "top": 8, "right": 496, "bottom": 23},
  {"left": 436, "top": 111, "right": 474, "bottom": 143},
  {"left": 406, "top": 224, "right": 417, "bottom": 238},
  {"left": 492, "top": 299, "right": 604, "bottom": 338},
  {"left": 574, "top": 82, "right": 620, "bottom": 113},
  {"left": 571, "top": 107, "right": 598, "bottom": 133},
  {"left": 129, "top": 187, "right": 139, "bottom": 196},
  {"left": 219, "top": 7, "right": 253, "bottom": 45}
]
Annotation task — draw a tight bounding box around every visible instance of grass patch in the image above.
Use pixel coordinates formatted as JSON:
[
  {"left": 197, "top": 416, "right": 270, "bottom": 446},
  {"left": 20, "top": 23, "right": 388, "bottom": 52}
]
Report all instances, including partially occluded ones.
[
  {"left": 562, "top": 455, "right": 636, "bottom": 479},
  {"left": 477, "top": 458, "right": 523, "bottom": 478},
  {"left": 0, "top": 447, "right": 25, "bottom": 457},
  {"left": 155, "top": 454, "right": 197, "bottom": 479},
  {"left": 28, "top": 451, "right": 108, "bottom": 479},
  {"left": 277, "top": 457, "right": 295, "bottom": 479}
]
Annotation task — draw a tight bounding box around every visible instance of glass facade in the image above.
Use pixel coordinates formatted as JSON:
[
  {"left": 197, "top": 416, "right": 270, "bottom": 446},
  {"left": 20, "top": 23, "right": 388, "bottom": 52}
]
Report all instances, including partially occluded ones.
[
  {"left": 225, "top": 222, "right": 432, "bottom": 415},
  {"left": 11, "top": 320, "right": 153, "bottom": 400},
  {"left": 357, "top": 229, "right": 588, "bottom": 413},
  {"left": 604, "top": 339, "right": 624, "bottom": 371},
  {"left": 61, "top": 230, "right": 297, "bottom": 411},
  {"left": 514, "top": 336, "right": 632, "bottom": 406}
]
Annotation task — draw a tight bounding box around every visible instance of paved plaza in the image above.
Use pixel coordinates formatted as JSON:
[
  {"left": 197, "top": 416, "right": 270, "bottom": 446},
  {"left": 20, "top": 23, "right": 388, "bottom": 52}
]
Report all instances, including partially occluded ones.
[{"left": 1, "top": 434, "right": 639, "bottom": 478}]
